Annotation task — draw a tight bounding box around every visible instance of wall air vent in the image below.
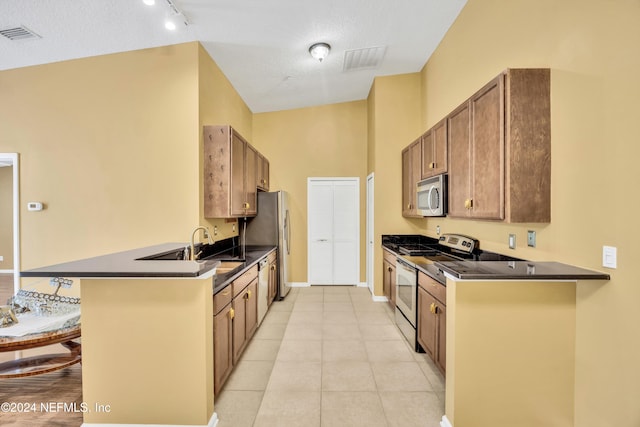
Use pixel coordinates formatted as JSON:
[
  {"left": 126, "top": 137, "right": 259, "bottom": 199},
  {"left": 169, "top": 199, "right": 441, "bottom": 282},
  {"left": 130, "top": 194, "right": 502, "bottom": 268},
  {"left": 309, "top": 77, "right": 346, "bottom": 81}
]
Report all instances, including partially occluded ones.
[
  {"left": 343, "top": 46, "right": 387, "bottom": 72},
  {"left": 0, "top": 26, "right": 41, "bottom": 41}
]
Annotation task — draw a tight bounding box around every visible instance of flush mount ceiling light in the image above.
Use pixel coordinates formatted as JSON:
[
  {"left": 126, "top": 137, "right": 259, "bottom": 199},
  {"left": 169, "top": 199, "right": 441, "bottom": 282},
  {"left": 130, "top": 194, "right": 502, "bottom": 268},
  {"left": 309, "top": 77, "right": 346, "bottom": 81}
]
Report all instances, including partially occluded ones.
[{"left": 309, "top": 42, "right": 331, "bottom": 62}]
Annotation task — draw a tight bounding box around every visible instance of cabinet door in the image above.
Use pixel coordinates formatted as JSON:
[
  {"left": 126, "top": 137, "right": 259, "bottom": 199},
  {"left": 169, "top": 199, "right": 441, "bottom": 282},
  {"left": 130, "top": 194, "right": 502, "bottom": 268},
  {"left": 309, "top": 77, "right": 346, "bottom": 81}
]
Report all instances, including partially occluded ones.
[
  {"left": 389, "top": 264, "right": 396, "bottom": 307},
  {"left": 383, "top": 259, "right": 391, "bottom": 300},
  {"left": 245, "top": 144, "right": 258, "bottom": 215},
  {"left": 447, "top": 101, "right": 471, "bottom": 218},
  {"left": 470, "top": 75, "right": 505, "bottom": 220},
  {"left": 262, "top": 157, "right": 269, "bottom": 191},
  {"left": 245, "top": 279, "right": 258, "bottom": 341},
  {"left": 230, "top": 133, "right": 246, "bottom": 216},
  {"left": 268, "top": 258, "right": 278, "bottom": 303},
  {"left": 232, "top": 292, "right": 247, "bottom": 363},
  {"left": 410, "top": 140, "right": 422, "bottom": 208},
  {"left": 214, "top": 303, "right": 233, "bottom": 394},
  {"left": 435, "top": 303, "right": 446, "bottom": 374},
  {"left": 417, "top": 286, "right": 437, "bottom": 359},
  {"left": 402, "top": 146, "right": 412, "bottom": 216},
  {"left": 432, "top": 119, "right": 448, "bottom": 176},
  {"left": 421, "top": 129, "right": 434, "bottom": 179}
]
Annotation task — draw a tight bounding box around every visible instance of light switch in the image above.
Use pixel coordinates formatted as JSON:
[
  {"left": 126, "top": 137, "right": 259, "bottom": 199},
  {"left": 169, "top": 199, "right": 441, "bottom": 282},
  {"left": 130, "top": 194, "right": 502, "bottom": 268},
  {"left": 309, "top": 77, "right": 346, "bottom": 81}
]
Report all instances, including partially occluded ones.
[
  {"left": 602, "top": 246, "right": 617, "bottom": 269},
  {"left": 509, "top": 234, "right": 516, "bottom": 249}
]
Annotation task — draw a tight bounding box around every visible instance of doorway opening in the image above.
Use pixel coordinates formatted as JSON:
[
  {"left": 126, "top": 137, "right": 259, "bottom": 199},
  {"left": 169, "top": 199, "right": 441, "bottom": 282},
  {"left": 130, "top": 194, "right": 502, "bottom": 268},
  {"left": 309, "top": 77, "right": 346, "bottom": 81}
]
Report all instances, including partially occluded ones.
[{"left": 0, "top": 153, "right": 20, "bottom": 298}]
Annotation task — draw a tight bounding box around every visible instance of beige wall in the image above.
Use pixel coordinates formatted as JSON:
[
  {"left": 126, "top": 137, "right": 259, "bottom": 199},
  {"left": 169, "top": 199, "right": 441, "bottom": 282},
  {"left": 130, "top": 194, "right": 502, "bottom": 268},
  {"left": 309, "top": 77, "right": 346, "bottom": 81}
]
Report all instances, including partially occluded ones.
[
  {"left": 0, "top": 42, "right": 252, "bottom": 279},
  {"left": 198, "top": 44, "right": 252, "bottom": 239},
  {"left": 417, "top": 0, "right": 640, "bottom": 425},
  {"left": 253, "top": 101, "right": 368, "bottom": 283},
  {"left": 0, "top": 166, "right": 12, "bottom": 269},
  {"left": 367, "top": 74, "right": 423, "bottom": 295}
]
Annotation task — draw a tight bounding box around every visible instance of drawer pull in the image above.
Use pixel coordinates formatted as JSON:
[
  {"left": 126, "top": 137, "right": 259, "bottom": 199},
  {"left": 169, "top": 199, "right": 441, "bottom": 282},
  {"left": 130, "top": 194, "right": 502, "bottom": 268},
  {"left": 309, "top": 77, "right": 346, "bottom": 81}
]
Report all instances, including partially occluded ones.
[{"left": 229, "top": 307, "right": 235, "bottom": 320}]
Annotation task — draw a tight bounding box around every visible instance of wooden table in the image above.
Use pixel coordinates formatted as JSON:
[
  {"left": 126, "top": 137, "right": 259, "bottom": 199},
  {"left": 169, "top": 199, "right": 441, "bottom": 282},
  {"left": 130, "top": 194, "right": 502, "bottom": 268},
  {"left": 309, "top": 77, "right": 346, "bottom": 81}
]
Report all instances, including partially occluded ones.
[{"left": 0, "top": 324, "right": 81, "bottom": 378}]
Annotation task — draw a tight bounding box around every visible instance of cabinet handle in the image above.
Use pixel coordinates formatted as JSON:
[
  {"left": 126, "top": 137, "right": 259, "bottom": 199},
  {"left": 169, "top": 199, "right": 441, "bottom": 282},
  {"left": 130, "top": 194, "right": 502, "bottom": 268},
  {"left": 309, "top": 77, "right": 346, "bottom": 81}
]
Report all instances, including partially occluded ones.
[
  {"left": 407, "top": 204, "right": 412, "bottom": 210},
  {"left": 464, "top": 199, "right": 474, "bottom": 209},
  {"left": 229, "top": 307, "right": 235, "bottom": 319},
  {"left": 270, "top": 265, "right": 276, "bottom": 271},
  {"left": 246, "top": 290, "right": 252, "bottom": 299},
  {"left": 429, "top": 162, "right": 435, "bottom": 169},
  {"left": 221, "top": 290, "right": 230, "bottom": 296},
  {"left": 243, "top": 202, "right": 250, "bottom": 209},
  {"left": 430, "top": 302, "right": 436, "bottom": 314}
]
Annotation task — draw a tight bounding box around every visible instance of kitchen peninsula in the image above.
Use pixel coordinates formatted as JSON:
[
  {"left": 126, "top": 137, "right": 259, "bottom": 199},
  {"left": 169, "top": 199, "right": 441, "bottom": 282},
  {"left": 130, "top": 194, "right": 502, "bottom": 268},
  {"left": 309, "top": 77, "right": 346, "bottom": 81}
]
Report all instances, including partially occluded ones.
[{"left": 21, "top": 240, "right": 275, "bottom": 427}]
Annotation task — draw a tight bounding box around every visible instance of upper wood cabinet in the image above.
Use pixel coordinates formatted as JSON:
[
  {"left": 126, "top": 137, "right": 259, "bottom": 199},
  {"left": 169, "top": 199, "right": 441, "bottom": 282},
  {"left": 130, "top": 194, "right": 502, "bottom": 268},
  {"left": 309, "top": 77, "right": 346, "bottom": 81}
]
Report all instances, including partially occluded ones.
[
  {"left": 421, "top": 118, "right": 448, "bottom": 179},
  {"left": 204, "top": 125, "right": 270, "bottom": 218},
  {"left": 256, "top": 153, "right": 270, "bottom": 191},
  {"left": 402, "top": 138, "right": 422, "bottom": 217},
  {"left": 447, "top": 69, "right": 550, "bottom": 222}
]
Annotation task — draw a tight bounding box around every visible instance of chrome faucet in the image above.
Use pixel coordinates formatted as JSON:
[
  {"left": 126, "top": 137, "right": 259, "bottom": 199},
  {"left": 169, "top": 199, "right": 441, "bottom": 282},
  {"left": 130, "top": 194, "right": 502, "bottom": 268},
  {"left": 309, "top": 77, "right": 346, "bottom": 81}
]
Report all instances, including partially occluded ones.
[{"left": 190, "top": 226, "right": 214, "bottom": 261}]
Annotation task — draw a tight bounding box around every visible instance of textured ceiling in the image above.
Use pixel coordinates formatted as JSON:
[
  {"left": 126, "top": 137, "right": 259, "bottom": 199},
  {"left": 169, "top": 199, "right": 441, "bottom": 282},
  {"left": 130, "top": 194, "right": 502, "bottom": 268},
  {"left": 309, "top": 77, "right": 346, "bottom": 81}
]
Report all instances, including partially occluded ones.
[{"left": 0, "top": 0, "right": 467, "bottom": 113}]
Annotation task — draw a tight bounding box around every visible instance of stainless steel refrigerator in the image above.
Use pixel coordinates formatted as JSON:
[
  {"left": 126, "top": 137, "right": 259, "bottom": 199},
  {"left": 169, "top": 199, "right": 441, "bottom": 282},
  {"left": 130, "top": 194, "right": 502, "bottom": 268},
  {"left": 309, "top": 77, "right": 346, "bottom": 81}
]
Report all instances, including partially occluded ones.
[{"left": 243, "top": 191, "right": 291, "bottom": 299}]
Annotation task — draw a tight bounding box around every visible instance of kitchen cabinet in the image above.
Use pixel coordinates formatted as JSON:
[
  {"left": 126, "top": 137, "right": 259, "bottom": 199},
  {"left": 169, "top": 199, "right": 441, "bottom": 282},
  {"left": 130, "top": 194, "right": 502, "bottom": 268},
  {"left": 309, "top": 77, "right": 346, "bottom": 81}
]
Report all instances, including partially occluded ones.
[
  {"left": 382, "top": 249, "right": 396, "bottom": 308},
  {"left": 417, "top": 271, "right": 446, "bottom": 374},
  {"left": 257, "top": 152, "right": 270, "bottom": 191},
  {"left": 213, "top": 288, "right": 233, "bottom": 394},
  {"left": 267, "top": 251, "right": 278, "bottom": 305},
  {"left": 203, "top": 125, "right": 260, "bottom": 218},
  {"left": 421, "top": 118, "right": 448, "bottom": 179},
  {"left": 402, "top": 138, "right": 422, "bottom": 217},
  {"left": 213, "top": 265, "right": 259, "bottom": 393},
  {"left": 231, "top": 266, "right": 258, "bottom": 364},
  {"left": 447, "top": 69, "right": 550, "bottom": 222}
]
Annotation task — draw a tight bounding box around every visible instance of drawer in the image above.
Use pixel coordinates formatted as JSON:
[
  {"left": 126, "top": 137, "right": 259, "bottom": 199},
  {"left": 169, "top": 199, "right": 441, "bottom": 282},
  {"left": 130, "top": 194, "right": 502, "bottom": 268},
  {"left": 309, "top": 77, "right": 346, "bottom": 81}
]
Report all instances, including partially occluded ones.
[
  {"left": 214, "top": 287, "right": 232, "bottom": 315},
  {"left": 267, "top": 250, "right": 277, "bottom": 264},
  {"left": 418, "top": 271, "right": 446, "bottom": 305},
  {"left": 383, "top": 249, "right": 397, "bottom": 265},
  {"left": 233, "top": 264, "right": 258, "bottom": 297}
]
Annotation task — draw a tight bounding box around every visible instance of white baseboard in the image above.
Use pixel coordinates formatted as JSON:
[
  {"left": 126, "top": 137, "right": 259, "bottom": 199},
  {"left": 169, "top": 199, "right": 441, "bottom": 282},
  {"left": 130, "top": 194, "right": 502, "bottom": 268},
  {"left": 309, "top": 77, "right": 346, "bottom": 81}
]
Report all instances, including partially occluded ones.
[
  {"left": 289, "top": 282, "right": 310, "bottom": 287},
  {"left": 371, "top": 295, "right": 388, "bottom": 302},
  {"left": 0, "top": 269, "right": 13, "bottom": 274},
  {"left": 440, "top": 415, "right": 453, "bottom": 427},
  {"left": 357, "top": 282, "right": 368, "bottom": 287},
  {"left": 81, "top": 412, "right": 218, "bottom": 427}
]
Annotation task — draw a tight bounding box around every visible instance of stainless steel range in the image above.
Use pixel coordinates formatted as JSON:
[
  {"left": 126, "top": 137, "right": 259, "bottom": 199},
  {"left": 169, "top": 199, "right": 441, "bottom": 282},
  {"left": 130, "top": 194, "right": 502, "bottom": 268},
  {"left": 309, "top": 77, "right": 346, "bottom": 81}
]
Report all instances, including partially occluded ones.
[{"left": 394, "top": 234, "right": 478, "bottom": 351}]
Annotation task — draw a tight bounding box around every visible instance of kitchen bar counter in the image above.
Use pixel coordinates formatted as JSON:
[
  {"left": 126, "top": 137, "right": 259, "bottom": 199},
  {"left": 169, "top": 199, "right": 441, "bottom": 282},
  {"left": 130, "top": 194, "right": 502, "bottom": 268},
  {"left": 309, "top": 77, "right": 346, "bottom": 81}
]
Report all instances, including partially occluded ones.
[
  {"left": 21, "top": 242, "right": 220, "bottom": 278},
  {"left": 436, "top": 260, "right": 610, "bottom": 281}
]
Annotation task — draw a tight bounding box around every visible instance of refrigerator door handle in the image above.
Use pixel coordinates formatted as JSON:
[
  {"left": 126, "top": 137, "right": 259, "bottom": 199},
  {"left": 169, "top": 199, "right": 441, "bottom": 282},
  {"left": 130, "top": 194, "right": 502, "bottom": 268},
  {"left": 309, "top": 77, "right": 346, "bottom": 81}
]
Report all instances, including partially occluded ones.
[{"left": 285, "top": 210, "right": 291, "bottom": 255}]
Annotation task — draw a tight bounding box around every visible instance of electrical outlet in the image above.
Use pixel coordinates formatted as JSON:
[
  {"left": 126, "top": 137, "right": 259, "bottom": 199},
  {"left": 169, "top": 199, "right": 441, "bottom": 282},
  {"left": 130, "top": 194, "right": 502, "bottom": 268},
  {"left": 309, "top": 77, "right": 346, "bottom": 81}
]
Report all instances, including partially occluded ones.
[
  {"left": 213, "top": 225, "right": 218, "bottom": 236},
  {"left": 436, "top": 225, "right": 441, "bottom": 235},
  {"left": 602, "top": 246, "right": 617, "bottom": 269},
  {"left": 527, "top": 230, "right": 536, "bottom": 247},
  {"left": 0, "top": 255, "right": 3, "bottom": 262},
  {"left": 509, "top": 234, "right": 516, "bottom": 249},
  {"left": 232, "top": 223, "right": 236, "bottom": 232}
]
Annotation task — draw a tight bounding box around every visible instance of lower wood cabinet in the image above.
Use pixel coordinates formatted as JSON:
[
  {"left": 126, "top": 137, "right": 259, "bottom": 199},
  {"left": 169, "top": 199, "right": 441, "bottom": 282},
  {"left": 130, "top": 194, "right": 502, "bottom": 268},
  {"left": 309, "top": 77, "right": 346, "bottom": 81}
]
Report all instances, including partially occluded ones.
[
  {"left": 382, "top": 249, "right": 397, "bottom": 308},
  {"left": 213, "top": 265, "right": 259, "bottom": 394},
  {"left": 417, "top": 272, "right": 446, "bottom": 375},
  {"left": 267, "top": 251, "right": 278, "bottom": 304}
]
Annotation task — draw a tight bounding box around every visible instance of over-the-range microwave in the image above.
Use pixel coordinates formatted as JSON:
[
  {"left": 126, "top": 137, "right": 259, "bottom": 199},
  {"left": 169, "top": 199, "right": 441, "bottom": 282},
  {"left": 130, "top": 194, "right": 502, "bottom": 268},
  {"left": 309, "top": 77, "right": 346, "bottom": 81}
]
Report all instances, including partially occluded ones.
[{"left": 416, "top": 174, "right": 447, "bottom": 217}]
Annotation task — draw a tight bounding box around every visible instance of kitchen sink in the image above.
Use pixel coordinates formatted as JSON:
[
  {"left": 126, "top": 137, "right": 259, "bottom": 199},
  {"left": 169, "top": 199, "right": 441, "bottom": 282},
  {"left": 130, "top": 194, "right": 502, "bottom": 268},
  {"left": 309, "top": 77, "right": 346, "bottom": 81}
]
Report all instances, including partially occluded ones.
[{"left": 215, "top": 261, "right": 244, "bottom": 274}]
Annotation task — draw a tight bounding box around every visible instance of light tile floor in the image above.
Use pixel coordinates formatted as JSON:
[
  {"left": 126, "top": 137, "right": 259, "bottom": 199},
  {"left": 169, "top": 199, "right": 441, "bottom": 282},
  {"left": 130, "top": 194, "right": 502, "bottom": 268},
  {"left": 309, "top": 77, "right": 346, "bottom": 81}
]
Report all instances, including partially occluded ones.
[{"left": 214, "top": 286, "right": 445, "bottom": 427}]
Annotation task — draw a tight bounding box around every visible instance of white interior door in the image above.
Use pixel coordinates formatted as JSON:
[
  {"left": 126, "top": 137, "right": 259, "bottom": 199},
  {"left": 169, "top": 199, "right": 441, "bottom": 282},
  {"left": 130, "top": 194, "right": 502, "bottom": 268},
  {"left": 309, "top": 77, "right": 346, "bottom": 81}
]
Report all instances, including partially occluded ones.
[{"left": 308, "top": 178, "right": 359, "bottom": 285}]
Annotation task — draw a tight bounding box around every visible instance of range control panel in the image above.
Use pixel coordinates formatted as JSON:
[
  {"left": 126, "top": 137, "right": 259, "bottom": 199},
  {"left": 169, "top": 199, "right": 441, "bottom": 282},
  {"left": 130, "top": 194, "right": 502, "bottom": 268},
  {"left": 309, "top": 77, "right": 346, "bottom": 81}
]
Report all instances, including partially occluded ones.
[{"left": 438, "top": 233, "right": 478, "bottom": 253}]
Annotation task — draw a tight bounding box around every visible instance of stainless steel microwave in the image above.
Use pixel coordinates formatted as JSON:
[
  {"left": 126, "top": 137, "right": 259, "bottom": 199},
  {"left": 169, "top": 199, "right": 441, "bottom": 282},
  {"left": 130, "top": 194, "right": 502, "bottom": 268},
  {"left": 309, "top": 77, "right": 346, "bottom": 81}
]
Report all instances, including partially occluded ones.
[{"left": 416, "top": 174, "right": 447, "bottom": 217}]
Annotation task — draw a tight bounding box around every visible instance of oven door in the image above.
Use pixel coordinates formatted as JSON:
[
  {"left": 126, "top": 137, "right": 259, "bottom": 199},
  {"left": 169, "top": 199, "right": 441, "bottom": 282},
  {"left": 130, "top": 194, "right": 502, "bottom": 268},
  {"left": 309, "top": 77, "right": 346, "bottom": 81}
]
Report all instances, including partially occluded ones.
[{"left": 395, "top": 259, "right": 417, "bottom": 327}]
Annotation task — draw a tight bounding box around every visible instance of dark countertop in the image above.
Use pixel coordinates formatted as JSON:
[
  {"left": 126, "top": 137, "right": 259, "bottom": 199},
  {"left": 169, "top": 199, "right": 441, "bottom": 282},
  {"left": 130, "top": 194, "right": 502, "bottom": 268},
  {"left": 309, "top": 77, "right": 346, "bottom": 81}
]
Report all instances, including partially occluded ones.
[
  {"left": 212, "top": 246, "right": 276, "bottom": 295},
  {"left": 21, "top": 242, "right": 277, "bottom": 289},
  {"left": 436, "top": 260, "right": 610, "bottom": 281},
  {"left": 382, "top": 237, "right": 610, "bottom": 281}
]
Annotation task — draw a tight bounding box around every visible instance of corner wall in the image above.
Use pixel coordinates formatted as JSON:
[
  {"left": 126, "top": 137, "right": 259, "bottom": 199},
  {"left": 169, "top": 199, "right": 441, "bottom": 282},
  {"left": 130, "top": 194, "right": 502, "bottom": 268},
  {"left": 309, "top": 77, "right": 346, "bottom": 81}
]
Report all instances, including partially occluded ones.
[{"left": 253, "top": 101, "right": 368, "bottom": 283}]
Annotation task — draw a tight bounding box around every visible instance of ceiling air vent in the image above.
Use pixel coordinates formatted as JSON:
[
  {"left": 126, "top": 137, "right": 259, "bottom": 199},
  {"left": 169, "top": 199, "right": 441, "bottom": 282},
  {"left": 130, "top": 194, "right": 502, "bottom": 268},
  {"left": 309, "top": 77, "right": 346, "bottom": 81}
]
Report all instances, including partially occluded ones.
[
  {"left": 343, "top": 46, "right": 387, "bottom": 72},
  {"left": 0, "top": 26, "right": 41, "bottom": 41}
]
